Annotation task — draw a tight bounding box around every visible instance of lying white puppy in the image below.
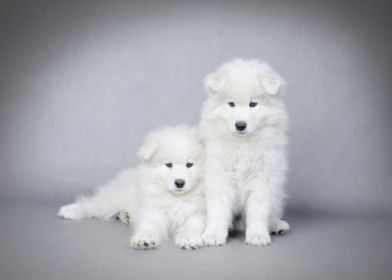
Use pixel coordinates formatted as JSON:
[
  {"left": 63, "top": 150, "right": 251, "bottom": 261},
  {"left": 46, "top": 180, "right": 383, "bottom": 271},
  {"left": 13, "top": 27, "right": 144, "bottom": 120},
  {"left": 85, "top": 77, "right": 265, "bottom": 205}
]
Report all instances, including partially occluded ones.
[
  {"left": 200, "top": 59, "right": 290, "bottom": 247},
  {"left": 58, "top": 125, "right": 206, "bottom": 250}
]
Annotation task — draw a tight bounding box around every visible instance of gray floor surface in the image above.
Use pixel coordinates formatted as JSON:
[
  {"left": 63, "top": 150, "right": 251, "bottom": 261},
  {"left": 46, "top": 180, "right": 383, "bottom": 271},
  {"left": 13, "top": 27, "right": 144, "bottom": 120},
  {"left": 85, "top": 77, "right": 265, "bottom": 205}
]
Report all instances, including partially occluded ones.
[{"left": 1, "top": 201, "right": 391, "bottom": 280}]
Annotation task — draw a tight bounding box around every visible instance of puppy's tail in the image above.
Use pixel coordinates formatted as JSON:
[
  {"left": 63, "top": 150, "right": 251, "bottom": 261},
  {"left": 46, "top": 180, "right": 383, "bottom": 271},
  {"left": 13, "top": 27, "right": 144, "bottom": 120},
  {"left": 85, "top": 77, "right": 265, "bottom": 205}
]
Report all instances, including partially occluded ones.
[{"left": 58, "top": 169, "right": 136, "bottom": 223}]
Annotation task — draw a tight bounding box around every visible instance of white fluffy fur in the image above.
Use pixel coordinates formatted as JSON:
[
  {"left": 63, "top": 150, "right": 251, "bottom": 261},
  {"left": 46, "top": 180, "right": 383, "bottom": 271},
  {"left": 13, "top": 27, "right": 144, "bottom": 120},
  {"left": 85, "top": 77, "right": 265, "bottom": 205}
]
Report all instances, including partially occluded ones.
[
  {"left": 58, "top": 125, "right": 206, "bottom": 250},
  {"left": 200, "top": 58, "right": 290, "bottom": 247}
]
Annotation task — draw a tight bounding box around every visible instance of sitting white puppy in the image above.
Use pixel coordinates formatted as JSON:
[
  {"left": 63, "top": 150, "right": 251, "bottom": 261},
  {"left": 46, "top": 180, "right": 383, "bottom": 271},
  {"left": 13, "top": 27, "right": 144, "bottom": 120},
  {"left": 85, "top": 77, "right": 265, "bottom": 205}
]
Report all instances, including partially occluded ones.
[
  {"left": 200, "top": 59, "right": 290, "bottom": 247},
  {"left": 58, "top": 125, "right": 206, "bottom": 250}
]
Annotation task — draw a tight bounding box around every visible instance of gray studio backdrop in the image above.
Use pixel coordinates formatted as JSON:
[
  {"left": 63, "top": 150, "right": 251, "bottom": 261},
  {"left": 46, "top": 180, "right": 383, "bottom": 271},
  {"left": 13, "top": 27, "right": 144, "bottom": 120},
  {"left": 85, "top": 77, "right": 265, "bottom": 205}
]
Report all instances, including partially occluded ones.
[{"left": 0, "top": 0, "right": 391, "bottom": 215}]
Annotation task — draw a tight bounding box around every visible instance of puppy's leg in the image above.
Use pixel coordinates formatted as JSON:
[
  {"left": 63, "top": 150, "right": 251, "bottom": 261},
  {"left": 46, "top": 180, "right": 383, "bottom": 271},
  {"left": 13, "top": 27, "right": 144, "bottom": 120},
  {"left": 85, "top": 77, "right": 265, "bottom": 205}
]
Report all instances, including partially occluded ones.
[
  {"left": 267, "top": 184, "right": 289, "bottom": 235},
  {"left": 130, "top": 210, "right": 168, "bottom": 250},
  {"left": 175, "top": 213, "right": 205, "bottom": 250},
  {"left": 202, "top": 199, "right": 232, "bottom": 246},
  {"left": 202, "top": 174, "right": 235, "bottom": 246},
  {"left": 57, "top": 202, "right": 86, "bottom": 220},
  {"left": 58, "top": 169, "right": 135, "bottom": 221},
  {"left": 245, "top": 188, "right": 272, "bottom": 246},
  {"left": 246, "top": 144, "right": 288, "bottom": 246},
  {"left": 58, "top": 194, "right": 121, "bottom": 221}
]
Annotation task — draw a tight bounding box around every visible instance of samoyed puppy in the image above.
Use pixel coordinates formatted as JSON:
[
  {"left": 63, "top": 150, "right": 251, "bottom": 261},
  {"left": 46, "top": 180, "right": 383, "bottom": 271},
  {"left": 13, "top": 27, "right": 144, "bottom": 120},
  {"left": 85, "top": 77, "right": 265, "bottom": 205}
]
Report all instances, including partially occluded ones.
[
  {"left": 58, "top": 125, "right": 206, "bottom": 250},
  {"left": 200, "top": 59, "right": 290, "bottom": 247}
]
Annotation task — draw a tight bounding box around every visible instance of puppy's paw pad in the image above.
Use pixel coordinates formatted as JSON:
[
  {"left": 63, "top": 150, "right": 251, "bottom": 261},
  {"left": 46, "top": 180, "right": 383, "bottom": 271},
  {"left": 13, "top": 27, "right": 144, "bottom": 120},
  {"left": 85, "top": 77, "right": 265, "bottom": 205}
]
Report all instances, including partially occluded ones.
[
  {"left": 245, "top": 233, "right": 272, "bottom": 247},
  {"left": 129, "top": 235, "right": 157, "bottom": 250},
  {"left": 58, "top": 204, "right": 84, "bottom": 220},
  {"left": 175, "top": 235, "right": 203, "bottom": 250},
  {"left": 115, "top": 210, "right": 131, "bottom": 224},
  {"left": 270, "top": 220, "right": 290, "bottom": 235}
]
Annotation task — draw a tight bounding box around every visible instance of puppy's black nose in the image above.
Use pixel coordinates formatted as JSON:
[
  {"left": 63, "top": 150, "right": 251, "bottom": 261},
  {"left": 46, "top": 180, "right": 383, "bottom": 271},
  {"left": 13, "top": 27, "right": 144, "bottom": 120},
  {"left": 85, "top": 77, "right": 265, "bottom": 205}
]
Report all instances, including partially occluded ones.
[
  {"left": 235, "top": 121, "right": 247, "bottom": 131},
  {"left": 175, "top": 179, "right": 185, "bottom": 188}
]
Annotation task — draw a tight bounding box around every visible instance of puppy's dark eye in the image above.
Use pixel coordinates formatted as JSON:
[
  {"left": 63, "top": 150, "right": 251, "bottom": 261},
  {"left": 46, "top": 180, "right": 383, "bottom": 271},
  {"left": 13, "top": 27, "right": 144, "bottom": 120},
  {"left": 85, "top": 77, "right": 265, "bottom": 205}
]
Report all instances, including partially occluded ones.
[
  {"left": 186, "top": 162, "right": 193, "bottom": 168},
  {"left": 227, "top": 102, "right": 235, "bottom": 107},
  {"left": 165, "top": 163, "right": 173, "bottom": 168},
  {"left": 249, "top": 101, "right": 258, "bottom": 108}
]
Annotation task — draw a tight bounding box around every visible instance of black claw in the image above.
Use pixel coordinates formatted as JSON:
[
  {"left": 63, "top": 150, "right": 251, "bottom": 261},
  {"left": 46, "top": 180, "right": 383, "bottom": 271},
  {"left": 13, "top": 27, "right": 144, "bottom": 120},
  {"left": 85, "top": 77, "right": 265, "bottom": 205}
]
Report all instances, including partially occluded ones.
[
  {"left": 143, "top": 242, "right": 149, "bottom": 247},
  {"left": 152, "top": 242, "right": 155, "bottom": 246},
  {"left": 191, "top": 246, "right": 196, "bottom": 250},
  {"left": 278, "top": 230, "right": 285, "bottom": 235}
]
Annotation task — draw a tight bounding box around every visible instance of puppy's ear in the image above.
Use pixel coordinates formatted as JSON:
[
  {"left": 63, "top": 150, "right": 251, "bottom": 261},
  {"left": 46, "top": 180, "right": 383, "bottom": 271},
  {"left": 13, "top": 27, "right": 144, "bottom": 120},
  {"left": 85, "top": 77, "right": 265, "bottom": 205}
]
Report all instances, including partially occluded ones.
[
  {"left": 258, "top": 63, "right": 286, "bottom": 95},
  {"left": 137, "top": 132, "right": 158, "bottom": 162},
  {"left": 204, "top": 68, "right": 227, "bottom": 94}
]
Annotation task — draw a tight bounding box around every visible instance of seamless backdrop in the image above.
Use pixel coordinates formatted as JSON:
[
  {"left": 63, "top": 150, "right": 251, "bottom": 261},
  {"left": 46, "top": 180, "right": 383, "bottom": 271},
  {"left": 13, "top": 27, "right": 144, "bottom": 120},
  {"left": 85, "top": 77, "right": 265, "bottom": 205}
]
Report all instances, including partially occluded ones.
[
  {"left": 1, "top": 0, "right": 391, "bottom": 215},
  {"left": 1, "top": 1, "right": 392, "bottom": 280}
]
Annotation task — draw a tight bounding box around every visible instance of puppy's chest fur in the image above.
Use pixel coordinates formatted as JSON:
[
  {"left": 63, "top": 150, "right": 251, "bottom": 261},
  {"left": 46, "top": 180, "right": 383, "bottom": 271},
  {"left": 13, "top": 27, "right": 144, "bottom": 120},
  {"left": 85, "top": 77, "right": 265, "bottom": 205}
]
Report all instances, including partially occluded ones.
[
  {"left": 220, "top": 136, "right": 267, "bottom": 185},
  {"left": 152, "top": 190, "right": 204, "bottom": 230}
]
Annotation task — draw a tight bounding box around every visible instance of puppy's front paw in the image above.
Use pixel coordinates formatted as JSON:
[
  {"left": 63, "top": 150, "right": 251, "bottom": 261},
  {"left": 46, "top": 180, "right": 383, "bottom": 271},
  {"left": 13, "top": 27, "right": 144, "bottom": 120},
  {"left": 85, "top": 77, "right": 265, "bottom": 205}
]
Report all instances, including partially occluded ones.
[
  {"left": 175, "top": 235, "right": 203, "bottom": 250},
  {"left": 245, "top": 229, "right": 271, "bottom": 247},
  {"left": 58, "top": 204, "right": 84, "bottom": 220},
  {"left": 129, "top": 234, "right": 158, "bottom": 250},
  {"left": 202, "top": 228, "right": 227, "bottom": 247}
]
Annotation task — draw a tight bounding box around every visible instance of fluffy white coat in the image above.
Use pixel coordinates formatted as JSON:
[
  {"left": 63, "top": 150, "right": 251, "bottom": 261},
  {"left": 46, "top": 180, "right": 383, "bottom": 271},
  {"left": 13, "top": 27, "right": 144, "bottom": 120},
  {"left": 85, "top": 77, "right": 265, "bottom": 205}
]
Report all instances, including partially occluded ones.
[
  {"left": 58, "top": 125, "right": 206, "bottom": 250},
  {"left": 200, "top": 59, "right": 290, "bottom": 247}
]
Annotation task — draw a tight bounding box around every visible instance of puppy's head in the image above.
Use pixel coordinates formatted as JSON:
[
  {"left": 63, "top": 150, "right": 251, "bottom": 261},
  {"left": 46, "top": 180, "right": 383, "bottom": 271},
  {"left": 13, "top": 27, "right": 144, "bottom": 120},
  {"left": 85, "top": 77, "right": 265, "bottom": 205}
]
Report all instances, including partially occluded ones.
[
  {"left": 138, "top": 125, "right": 204, "bottom": 195},
  {"left": 204, "top": 59, "right": 286, "bottom": 135}
]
